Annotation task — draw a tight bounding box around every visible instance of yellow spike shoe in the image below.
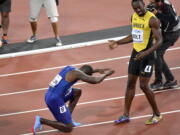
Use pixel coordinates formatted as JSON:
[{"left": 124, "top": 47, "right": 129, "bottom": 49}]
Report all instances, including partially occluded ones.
[{"left": 145, "top": 115, "right": 162, "bottom": 125}]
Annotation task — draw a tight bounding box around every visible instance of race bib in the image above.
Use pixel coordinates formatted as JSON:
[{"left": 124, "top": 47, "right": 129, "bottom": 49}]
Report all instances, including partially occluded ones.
[
  {"left": 49, "top": 74, "right": 62, "bottom": 87},
  {"left": 59, "top": 105, "right": 66, "bottom": 113},
  {"left": 144, "top": 65, "right": 152, "bottom": 73},
  {"left": 132, "top": 29, "right": 144, "bottom": 43}
]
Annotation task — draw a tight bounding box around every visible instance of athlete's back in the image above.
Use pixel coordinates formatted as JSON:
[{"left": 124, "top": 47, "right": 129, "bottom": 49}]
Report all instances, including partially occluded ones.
[{"left": 47, "top": 66, "right": 78, "bottom": 96}]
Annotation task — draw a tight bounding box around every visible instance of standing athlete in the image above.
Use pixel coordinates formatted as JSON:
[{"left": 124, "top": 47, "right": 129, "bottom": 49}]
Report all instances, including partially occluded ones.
[
  {"left": 32, "top": 65, "right": 114, "bottom": 134},
  {"left": 109, "top": 0, "right": 162, "bottom": 125}
]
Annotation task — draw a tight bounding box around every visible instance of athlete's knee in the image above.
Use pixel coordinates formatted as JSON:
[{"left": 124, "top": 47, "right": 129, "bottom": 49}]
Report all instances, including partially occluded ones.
[
  {"left": 64, "top": 127, "right": 73, "bottom": 133},
  {"left": 77, "top": 89, "right": 82, "bottom": 97},
  {"left": 126, "top": 74, "right": 138, "bottom": 90},
  {"left": 50, "top": 16, "right": 58, "bottom": 23},
  {"left": 29, "top": 17, "right": 37, "bottom": 22},
  {"left": 127, "top": 83, "right": 136, "bottom": 90},
  {"left": 74, "top": 88, "right": 82, "bottom": 97},
  {"left": 1, "top": 12, "right": 9, "bottom": 18},
  {"left": 140, "top": 82, "right": 148, "bottom": 91},
  {"left": 126, "top": 79, "right": 136, "bottom": 90}
]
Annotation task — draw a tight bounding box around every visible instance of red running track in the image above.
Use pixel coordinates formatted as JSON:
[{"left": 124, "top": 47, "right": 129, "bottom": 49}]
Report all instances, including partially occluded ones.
[
  {"left": 0, "top": 40, "right": 180, "bottom": 135},
  {"left": 0, "top": 0, "right": 180, "bottom": 134}
]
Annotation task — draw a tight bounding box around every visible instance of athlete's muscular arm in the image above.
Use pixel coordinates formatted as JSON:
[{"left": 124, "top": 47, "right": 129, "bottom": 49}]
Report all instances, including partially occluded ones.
[
  {"left": 150, "top": 17, "right": 162, "bottom": 50},
  {"left": 135, "top": 16, "right": 162, "bottom": 60},
  {"left": 71, "top": 69, "right": 114, "bottom": 84},
  {"left": 109, "top": 35, "right": 133, "bottom": 50}
]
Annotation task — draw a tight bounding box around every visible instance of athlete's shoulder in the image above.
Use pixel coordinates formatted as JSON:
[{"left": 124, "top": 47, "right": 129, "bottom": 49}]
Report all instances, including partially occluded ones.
[
  {"left": 67, "top": 65, "right": 78, "bottom": 70},
  {"left": 146, "top": 11, "right": 156, "bottom": 18},
  {"left": 132, "top": 12, "right": 138, "bottom": 18},
  {"left": 62, "top": 66, "right": 75, "bottom": 71},
  {"left": 149, "top": 15, "right": 160, "bottom": 28}
]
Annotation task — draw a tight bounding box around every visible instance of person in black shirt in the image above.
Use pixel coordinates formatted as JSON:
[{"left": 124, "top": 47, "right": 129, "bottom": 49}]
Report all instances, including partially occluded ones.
[{"left": 148, "top": 0, "right": 180, "bottom": 91}]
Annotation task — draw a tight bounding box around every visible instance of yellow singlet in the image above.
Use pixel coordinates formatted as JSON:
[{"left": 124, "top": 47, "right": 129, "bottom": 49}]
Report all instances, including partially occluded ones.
[{"left": 132, "top": 11, "right": 155, "bottom": 52}]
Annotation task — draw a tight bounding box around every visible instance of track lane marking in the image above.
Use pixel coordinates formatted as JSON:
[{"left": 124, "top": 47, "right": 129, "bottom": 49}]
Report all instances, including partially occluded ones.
[
  {"left": 0, "top": 66, "right": 180, "bottom": 96},
  {"left": 0, "top": 46, "right": 179, "bottom": 78},
  {"left": 0, "top": 56, "right": 130, "bottom": 77},
  {"left": 21, "top": 109, "right": 180, "bottom": 135},
  {"left": 0, "top": 87, "right": 180, "bottom": 117}
]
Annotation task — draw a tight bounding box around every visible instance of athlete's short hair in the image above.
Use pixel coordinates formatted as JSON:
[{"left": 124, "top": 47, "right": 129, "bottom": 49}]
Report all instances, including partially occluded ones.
[
  {"left": 131, "top": 0, "right": 145, "bottom": 6},
  {"left": 80, "top": 65, "right": 93, "bottom": 75},
  {"left": 155, "top": 0, "right": 164, "bottom": 2},
  {"left": 132, "top": 0, "right": 143, "bottom": 3}
]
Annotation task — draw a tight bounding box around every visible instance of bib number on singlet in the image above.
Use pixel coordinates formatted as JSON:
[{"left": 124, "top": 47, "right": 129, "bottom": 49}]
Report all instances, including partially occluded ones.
[
  {"left": 132, "top": 29, "right": 144, "bottom": 43},
  {"left": 49, "top": 74, "right": 62, "bottom": 87},
  {"left": 59, "top": 105, "right": 66, "bottom": 113},
  {"left": 144, "top": 65, "right": 152, "bottom": 73}
]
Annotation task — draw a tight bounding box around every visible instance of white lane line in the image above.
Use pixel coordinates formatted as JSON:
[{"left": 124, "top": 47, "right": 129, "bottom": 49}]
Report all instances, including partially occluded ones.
[
  {"left": 21, "top": 109, "right": 180, "bottom": 135},
  {"left": 0, "top": 46, "right": 180, "bottom": 78},
  {"left": 1, "top": 87, "right": 180, "bottom": 117},
  {"left": 168, "top": 46, "right": 180, "bottom": 51},
  {"left": 0, "top": 75, "right": 127, "bottom": 97},
  {"left": 0, "top": 87, "right": 48, "bottom": 97},
  {"left": 1, "top": 66, "right": 180, "bottom": 97},
  {"left": 0, "top": 56, "right": 130, "bottom": 78},
  {"left": 0, "top": 36, "right": 126, "bottom": 59}
]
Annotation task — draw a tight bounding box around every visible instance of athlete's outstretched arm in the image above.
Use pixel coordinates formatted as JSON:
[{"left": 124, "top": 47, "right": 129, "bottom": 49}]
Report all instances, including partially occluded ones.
[
  {"left": 108, "top": 35, "right": 133, "bottom": 50},
  {"left": 93, "top": 68, "right": 111, "bottom": 74},
  {"left": 75, "top": 69, "right": 114, "bottom": 84}
]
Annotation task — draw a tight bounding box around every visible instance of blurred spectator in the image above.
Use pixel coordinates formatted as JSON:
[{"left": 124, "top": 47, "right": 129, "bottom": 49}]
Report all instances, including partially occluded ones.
[
  {"left": 27, "top": 0, "right": 62, "bottom": 46},
  {"left": 0, "top": 0, "right": 11, "bottom": 45}
]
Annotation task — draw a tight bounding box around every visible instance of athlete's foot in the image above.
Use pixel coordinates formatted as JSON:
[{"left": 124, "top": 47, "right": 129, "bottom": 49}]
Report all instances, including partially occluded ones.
[
  {"left": 163, "top": 80, "right": 178, "bottom": 89},
  {"left": 55, "top": 37, "right": 63, "bottom": 46},
  {"left": 32, "top": 115, "right": 42, "bottom": 135},
  {"left": 145, "top": 114, "right": 162, "bottom": 125},
  {"left": 72, "top": 120, "right": 82, "bottom": 127},
  {"left": 27, "top": 35, "right": 38, "bottom": 43},
  {"left": 150, "top": 80, "right": 163, "bottom": 91},
  {"left": 114, "top": 115, "right": 130, "bottom": 124}
]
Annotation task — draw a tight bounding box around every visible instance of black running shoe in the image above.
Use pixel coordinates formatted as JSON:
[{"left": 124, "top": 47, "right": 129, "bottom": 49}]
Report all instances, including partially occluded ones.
[
  {"left": 163, "top": 80, "right": 178, "bottom": 89},
  {"left": 150, "top": 81, "right": 163, "bottom": 91}
]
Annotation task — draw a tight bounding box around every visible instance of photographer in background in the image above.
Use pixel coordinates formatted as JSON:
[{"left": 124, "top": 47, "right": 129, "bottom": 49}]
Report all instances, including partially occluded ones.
[{"left": 147, "top": 0, "right": 180, "bottom": 91}]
